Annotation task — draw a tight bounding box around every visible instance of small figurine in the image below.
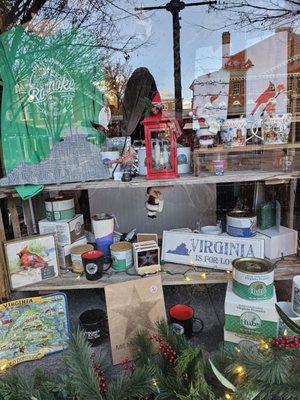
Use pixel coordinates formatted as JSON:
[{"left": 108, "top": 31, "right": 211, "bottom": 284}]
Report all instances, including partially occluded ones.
[
  {"left": 189, "top": 108, "right": 219, "bottom": 148},
  {"left": 108, "top": 146, "right": 137, "bottom": 168},
  {"left": 145, "top": 187, "right": 164, "bottom": 218}
]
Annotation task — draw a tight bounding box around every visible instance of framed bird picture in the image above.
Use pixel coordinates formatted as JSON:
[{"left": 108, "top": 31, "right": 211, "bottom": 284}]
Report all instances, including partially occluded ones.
[{"left": 4, "top": 234, "right": 59, "bottom": 289}]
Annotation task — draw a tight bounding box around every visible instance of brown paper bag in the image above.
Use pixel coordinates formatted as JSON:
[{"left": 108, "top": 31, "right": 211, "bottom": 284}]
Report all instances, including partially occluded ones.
[{"left": 105, "top": 275, "right": 166, "bottom": 365}]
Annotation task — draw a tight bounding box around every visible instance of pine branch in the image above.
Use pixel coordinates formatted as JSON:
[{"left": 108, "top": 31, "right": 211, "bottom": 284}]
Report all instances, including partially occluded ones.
[
  {"left": 0, "top": 369, "right": 56, "bottom": 400},
  {"left": 130, "top": 329, "right": 157, "bottom": 368},
  {"left": 64, "top": 329, "right": 104, "bottom": 400},
  {"left": 105, "top": 367, "right": 155, "bottom": 400}
]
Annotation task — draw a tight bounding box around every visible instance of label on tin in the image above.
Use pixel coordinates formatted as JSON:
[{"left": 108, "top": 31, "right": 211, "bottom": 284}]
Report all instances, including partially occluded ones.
[
  {"left": 233, "top": 268, "right": 274, "bottom": 300},
  {"left": 71, "top": 253, "right": 84, "bottom": 273},
  {"left": 233, "top": 269, "right": 274, "bottom": 286},
  {"left": 111, "top": 250, "right": 133, "bottom": 271},
  {"left": 227, "top": 215, "right": 257, "bottom": 237},
  {"left": 233, "top": 280, "right": 274, "bottom": 300}
]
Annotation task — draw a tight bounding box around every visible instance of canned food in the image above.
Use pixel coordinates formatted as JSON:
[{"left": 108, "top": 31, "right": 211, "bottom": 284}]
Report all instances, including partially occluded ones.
[
  {"left": 227, "top": 211, "right": 257, "bottom": 237},
  {"left": 45, "top": 196, "right": 75, "bottom": 221},
  {"left": 232, "top": 257, "right": 275, "bottom": 300},
  {"left": 71, "top": 244, "right": 94, "bottom": 273},
  {"left": 110, "top": 242, "right": 133, "bottom": 271}
]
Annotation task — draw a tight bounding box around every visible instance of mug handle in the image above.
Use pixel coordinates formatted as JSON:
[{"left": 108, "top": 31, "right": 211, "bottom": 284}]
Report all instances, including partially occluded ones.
[{"left": 192, "top": 318, "right": 204, "bottom": 335}]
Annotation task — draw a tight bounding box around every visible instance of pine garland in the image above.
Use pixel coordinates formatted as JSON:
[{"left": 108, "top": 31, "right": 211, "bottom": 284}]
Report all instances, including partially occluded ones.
[
  {"left": 130, "top": 321, "right": 216, "bottom": 400},
  {"left": 0, "top": 320, "right": 299, "bottom": 400},
  {"left": 213, "top": 341, "right": 300, "bottom": 400}
]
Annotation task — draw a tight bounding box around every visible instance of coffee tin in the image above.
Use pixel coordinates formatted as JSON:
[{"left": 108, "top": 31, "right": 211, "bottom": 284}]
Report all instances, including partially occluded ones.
[
  {"left": 227, "top": 211, "right": 257, "bottom": 237},
  {"left": 110, "top": 241, "right": 133, "bottom": 271},
  {"left": 71, "top": 244, "right": 94, "bottom": 273},
  {"left": 232, "top": 257, "right": 275, "bottom": 300},
  {"left": 45, "top": 196, "right": 75, "bottom": 221}
]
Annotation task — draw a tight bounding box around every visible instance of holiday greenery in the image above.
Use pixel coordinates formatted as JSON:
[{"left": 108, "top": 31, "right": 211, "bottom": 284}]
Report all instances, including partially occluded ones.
[{"left": 0, "top": 308, "right": 299, "bottom": 400}]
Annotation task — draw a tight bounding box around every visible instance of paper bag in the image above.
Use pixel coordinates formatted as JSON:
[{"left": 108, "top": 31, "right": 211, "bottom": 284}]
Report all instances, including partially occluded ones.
[{"left": 105, "top": 275, "right": 166, "bottom": 365}]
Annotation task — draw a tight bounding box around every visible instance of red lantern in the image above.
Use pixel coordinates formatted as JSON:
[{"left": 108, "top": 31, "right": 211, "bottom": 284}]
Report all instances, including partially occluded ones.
[{"left": 142, "top": 114, "right": 180, "bottom": 180}]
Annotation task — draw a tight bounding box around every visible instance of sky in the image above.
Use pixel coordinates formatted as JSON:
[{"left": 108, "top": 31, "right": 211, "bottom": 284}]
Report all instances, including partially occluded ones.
[{"left": 117, "top": 0, "right": 275, "bottom": 106}]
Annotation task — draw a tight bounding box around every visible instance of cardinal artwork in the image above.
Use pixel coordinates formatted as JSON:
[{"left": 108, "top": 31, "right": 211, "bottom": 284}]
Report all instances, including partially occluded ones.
[
  {"left": 18, "top": 246, "right": 48, "bottom": 269},
  {"left": 4, "top": 234, "right": 59, "bottom": 289},
  {"left": 251, "top": 82, "right": 285, "bottom": 116}
]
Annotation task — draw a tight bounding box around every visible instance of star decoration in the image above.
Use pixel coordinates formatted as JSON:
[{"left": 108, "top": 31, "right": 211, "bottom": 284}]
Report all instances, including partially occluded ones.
[{"left": 112, "top": 286, "right": 161, "bottom": 338}]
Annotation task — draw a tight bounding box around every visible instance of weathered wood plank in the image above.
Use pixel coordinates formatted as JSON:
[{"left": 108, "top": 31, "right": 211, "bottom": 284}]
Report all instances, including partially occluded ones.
[
  {"left": 0, "top": 170, "right": 299, "bottom": 194},
  {"left": 7, "top": 196, "right": 21, "bottom": 238},
  {"left": 14, "top": 259, "right": 300, "bottom": 291},
  {"left": 0, "top": 205, "right": 9, "bottom": 300},
  {"left": 22, "top": 200, "right": 35, "bottom": 235}
]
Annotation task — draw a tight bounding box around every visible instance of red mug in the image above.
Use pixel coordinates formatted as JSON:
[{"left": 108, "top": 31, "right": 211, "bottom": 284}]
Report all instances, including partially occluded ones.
[{"left": 169, "top": 304, "right": 204, "bottom": 339}]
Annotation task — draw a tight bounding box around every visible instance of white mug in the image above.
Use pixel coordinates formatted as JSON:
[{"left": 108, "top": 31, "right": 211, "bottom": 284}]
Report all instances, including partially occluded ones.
[
  {"left": 292, "top": 275, "right": 300, "bottom": 316},
  {"left": 277, "top": 301, "right": 300, "bottom": 336}
]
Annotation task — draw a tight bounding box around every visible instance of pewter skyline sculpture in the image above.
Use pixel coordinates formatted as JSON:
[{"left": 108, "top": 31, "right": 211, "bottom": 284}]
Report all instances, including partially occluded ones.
[{"left": 0, "top": 135, "right": 110, "bottom": 186}]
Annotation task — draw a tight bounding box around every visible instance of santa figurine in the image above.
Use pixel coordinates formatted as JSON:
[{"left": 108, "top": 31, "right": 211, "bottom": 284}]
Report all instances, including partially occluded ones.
[{"left": 145, "top": 187, "right": 164, "bottom": 218}]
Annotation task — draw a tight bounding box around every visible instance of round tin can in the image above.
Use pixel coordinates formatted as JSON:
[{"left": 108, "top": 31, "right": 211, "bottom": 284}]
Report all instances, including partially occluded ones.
[
  {"left": 71, "top": 244, "right": 94, "bottom": 273},
  {"left": 232, "top": 257, "right": 275, "bottom": 300},
  {"left": 227, "top": 210, "right": 257, "bottom": 237},
  {"left": 45, "top": 196, "right": 75, "bottom": 221},
  {"left": 110, "top": 242, "right": 133, "bottom": 271}
]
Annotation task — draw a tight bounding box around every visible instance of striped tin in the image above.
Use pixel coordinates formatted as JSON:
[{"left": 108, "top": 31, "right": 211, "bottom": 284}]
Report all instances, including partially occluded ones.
[
  {"left": 227, "top": 210, "right": 257, "bottom": 237},
  {"left": 110, "top": 242, "right": 133, "bottom": 271},
  {"left": 232, "top": 257, "right": 275, "bottom": 300},
  {"left": 45, "top": 196, "right": 75, "bottom": 221}
]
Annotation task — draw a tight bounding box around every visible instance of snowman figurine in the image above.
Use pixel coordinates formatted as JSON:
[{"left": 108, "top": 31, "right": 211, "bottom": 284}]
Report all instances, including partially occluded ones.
[{"left": 189, "top": 110, "right": 219, "bottom": 148}]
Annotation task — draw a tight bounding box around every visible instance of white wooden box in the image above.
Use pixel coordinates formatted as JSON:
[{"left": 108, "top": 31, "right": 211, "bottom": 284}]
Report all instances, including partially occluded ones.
[
  {"left": 256, "top": 226, "right": 298, "bottom": 259},
  {"left": 133, "top": 240, "right": 160, "bottom": 275},
  {"left": 162, "top": 231, "right": 264, "bottom": 270}
]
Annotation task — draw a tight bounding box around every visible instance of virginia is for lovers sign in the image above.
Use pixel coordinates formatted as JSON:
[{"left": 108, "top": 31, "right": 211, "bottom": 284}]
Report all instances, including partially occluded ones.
[{"left": 162, "top": 231, "right": 265, "bottom": 270}]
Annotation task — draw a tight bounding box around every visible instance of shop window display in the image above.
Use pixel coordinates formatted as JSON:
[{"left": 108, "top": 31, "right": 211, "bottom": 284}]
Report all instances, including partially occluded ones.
[{"left": 0, "top": 2, "right": 299, "bottom": 399}]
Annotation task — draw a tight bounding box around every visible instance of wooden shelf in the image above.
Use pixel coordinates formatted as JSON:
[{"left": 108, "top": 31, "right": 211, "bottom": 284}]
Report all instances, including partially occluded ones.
[
  {"left": 0, "top": 170, "right": 299, "bottom": 194},
  {"left": 15, "top": 259, "right": 300, "bottom": 291},
  {"left": 194, "top": 143, "right": 300, "bottom": 155}
]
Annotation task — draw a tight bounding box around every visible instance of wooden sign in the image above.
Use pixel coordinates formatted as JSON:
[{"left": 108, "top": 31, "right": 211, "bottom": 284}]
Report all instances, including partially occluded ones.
[
  {"left": 105, "top": 275, "right": 166, "bottom": 365},
  {"left": 162, "top": 231, "right": 265, "bottom": 271}
]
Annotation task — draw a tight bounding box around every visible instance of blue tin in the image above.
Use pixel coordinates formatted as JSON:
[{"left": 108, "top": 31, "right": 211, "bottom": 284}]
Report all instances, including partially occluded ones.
[{"left": 227, "top": 211, "right": 257, "bottom": 238}]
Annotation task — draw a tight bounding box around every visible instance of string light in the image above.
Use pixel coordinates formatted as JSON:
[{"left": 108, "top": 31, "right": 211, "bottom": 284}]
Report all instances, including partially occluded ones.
[
  {"left": 234, "top": 365, "right": 245, "bottom": 375},
  {"left": 283, "top": 328, "right": 288, "bottom": 336},
  {"left": 185, "top": 275, "right": 191, "bottom": 282},
  {"left": 0, "top": 364, "right": 7, "bottom": 372},
  {"left": 235, "top": 346, "right": 241, "bottom": 353},
  {"left": 76, "top": 275, "right": 81, "bottom": 280},
  {"left": 226, "top": 270, "right": 231, "bottom": 274},
  {"left": 224, "top": 393, "right": 232, "bottom": 400},
  {"left": 200, "top": 272, "right": 207, "bottom": 280},
  {"left": 152, "top": 378, "right": 158, "bottom": 387},
  {"left": 260, "top": 340, "right": 270, "bottom": 350}
]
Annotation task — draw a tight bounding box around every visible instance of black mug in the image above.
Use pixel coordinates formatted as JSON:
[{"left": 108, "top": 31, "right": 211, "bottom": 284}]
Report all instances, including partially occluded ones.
[
  {"left": 79, "top": 309, "right": 107, "bottom": 347},
  {"left": 169, "top": 304, "right": 204, "bottom": 339},
  {"left": 82, "top": 250, "right": 104, "bottom": 281}
]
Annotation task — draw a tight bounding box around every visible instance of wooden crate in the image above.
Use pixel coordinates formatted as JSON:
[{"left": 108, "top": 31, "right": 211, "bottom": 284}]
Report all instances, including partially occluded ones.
[{"left": 193, "top": 143, "right": 300, "bottom": 176}]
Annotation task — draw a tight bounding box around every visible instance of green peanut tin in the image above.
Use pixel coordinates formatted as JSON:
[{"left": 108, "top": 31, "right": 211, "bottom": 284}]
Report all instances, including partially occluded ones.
[{"left": 232, "top": 258, "right": 275, "bottom": 300}]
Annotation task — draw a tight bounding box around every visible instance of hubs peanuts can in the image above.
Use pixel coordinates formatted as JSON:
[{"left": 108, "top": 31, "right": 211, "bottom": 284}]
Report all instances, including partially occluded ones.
[{"left": 232, "top": 257, "right": 275, "bottom": 300}]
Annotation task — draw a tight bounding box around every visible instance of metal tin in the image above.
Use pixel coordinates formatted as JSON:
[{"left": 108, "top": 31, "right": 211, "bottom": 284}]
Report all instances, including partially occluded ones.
[
  {"left": 71, "top": 244, "right": 94, "bottom": 273},
  {"left": 45, "top": 196, "right": 75, "bottom": 221},
  {"left": 232, "top": 257, "right": 275, "bottom": 300},
  {"left": 110, "top": 241, "right": 133, "bottom": 271},
  {"left": 227, "top": 210, "right": 257, "bottom": 237}
]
